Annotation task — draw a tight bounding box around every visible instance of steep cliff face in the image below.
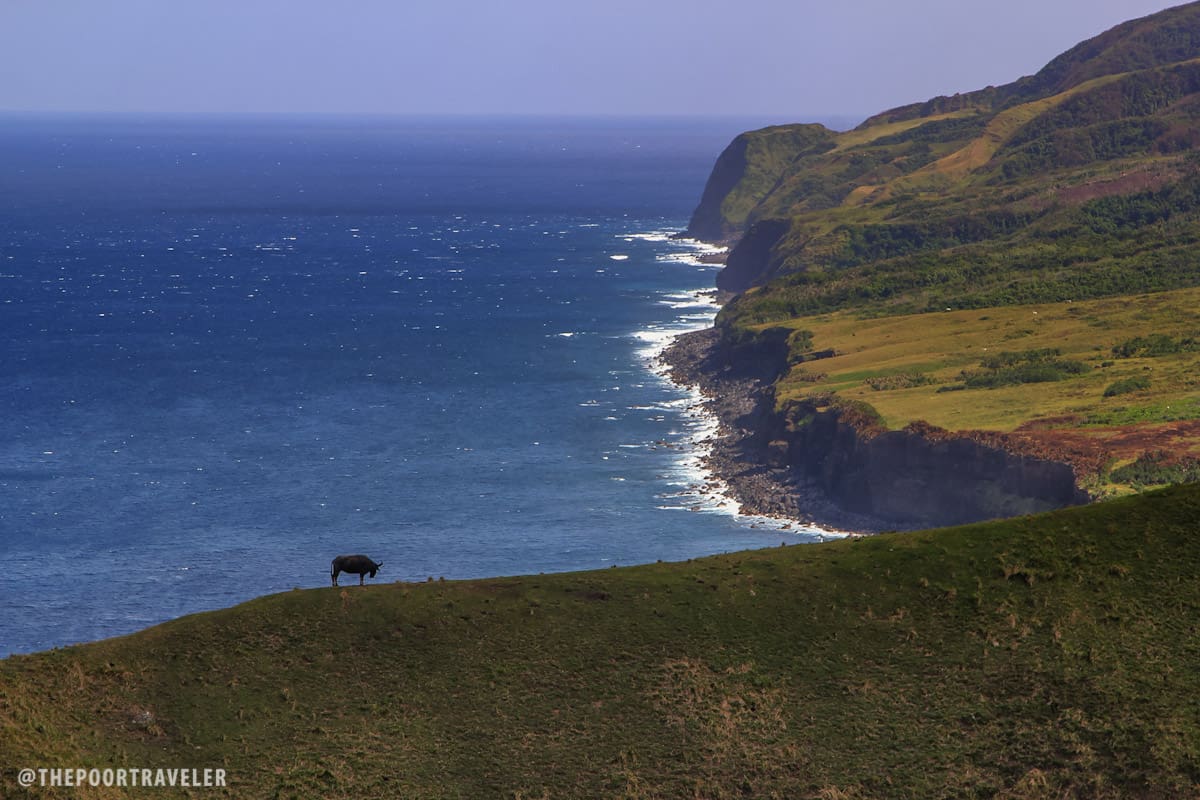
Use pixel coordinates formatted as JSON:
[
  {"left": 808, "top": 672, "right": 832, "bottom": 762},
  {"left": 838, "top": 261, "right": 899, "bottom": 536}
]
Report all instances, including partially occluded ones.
[
  {"left": 685, "top": 136, "right": 749, "bottom": 242},
  {"left": 663, "top": 328, "right": 1090, "bottom": 532},
  {"left": 684, "top": 124, "right": 835, "bottom": 243},
  {"left": 775, "top": 402, "right": 1088, "bottom": 529},
  {"left": 715, "top": 219, "right": 789, "bottom": 293}
]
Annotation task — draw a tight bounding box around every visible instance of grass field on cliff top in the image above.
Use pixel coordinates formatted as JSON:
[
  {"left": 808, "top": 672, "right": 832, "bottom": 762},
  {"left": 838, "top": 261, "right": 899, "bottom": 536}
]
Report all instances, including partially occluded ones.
[
  {"left": 3, "top": 484, "right": 1200, "bottom": 799},
  {"left": 767, "top": 286, "right": 1200, "bottom": 479}
]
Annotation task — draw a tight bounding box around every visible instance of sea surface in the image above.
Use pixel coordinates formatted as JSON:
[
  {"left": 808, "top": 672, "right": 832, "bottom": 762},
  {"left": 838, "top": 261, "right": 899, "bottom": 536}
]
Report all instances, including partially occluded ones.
[{"left": 0, "top": 114, "right": 834, "bottom": 657}]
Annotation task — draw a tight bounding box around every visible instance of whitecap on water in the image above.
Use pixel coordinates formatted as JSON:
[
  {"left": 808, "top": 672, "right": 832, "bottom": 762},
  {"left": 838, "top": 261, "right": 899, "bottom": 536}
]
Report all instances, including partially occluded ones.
[
  {"left": 625, "top": 231, "right": 674, "bottom": 243},
  {"left": 629, "top": 231, "right": 845, "bottom": 541}
]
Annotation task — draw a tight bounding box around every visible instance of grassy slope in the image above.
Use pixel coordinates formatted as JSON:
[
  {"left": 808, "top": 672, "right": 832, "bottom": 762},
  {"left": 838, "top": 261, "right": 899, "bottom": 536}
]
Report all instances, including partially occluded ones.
[
  {"left": 768, "top": 287, "right": 1200, "bottom": 477},
  {"left": 726, "top": 70, "right": 1200, "bottom": 298},
  {"left": 4, "top": 485, "right": 1200, "bottom": 798},
  {"left": 698, "top": 4, "right": 1200, "bottom": 243},
  {"left": 710, "top": 125, "right": 836, "bottom": 237},
  {"left": 856, "top": 73, "right": 1128, "bottom": 205},
  {"left": 699, "top": 35, "right": 1200, "bottom": 491}
]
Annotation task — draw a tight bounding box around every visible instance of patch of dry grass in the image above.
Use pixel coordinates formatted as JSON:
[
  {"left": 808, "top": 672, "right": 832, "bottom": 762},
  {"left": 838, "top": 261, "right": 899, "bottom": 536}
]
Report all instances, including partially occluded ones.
[{"left": 773, "top": 288, "right": 1200, "bottom": 439}]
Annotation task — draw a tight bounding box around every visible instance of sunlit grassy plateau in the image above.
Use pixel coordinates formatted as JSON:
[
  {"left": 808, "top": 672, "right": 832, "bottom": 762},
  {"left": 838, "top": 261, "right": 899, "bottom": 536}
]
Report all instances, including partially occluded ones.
[{"left": 763, "top": 287, "right": 1200, "bottom": 493}]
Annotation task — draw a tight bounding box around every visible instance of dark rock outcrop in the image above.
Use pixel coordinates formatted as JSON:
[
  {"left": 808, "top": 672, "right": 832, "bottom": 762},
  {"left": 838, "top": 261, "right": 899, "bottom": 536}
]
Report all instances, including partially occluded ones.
[
  {"left": 661, "top": 327, "right": 1089, "bottom": 533},
  {"left": 715, "top": 219, "right": 790, "bottom": 294},
  {"left": 777, "top": 403, "right": 1089, "bottom": 529},
  {"left": 685, "top": 136, "right": 750, "bottom": 242}
]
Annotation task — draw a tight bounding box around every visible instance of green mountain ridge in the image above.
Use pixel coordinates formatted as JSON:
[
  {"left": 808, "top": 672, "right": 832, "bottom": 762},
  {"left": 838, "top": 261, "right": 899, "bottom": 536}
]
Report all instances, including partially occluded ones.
[
  {"left": 862, "top": 0, "right": 1200, "bottom": 128},
  {"left": 687, "top": 1, "right": 1200, "bottom": 304}
]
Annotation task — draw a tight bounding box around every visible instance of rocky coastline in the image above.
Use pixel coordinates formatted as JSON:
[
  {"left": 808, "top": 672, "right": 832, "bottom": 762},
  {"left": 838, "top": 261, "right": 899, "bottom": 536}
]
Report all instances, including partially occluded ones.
[
  {"left": 658, "top": 327, "right": 889, "bottom": 534},
  {"left": 659, "top": 325, "right": 1090, "bottom": 535}
]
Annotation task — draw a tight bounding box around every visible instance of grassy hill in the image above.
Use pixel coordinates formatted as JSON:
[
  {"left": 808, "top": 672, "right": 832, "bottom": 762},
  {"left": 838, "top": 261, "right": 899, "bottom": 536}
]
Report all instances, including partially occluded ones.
[
  {"left": 3, "top": 485, "right": 1200, "bottom": 798},
  {"left": 707, "top": 55, "right": 1200, "bottom": 298},
  {"left": 687, "top": 3, "right": 1200, "bottom": 298},
  {"left": 680, "top": 3, "right": 1200, "bottom": 505}
]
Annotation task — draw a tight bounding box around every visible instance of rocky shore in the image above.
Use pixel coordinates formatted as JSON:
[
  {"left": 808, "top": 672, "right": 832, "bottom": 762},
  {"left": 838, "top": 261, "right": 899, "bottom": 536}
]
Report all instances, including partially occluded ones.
[
  {"left": 660, "top": 324, "right": 1090, "bottom": 534},
  {"left": 658, "top": 327, "right": 888, "bottom": 534}
]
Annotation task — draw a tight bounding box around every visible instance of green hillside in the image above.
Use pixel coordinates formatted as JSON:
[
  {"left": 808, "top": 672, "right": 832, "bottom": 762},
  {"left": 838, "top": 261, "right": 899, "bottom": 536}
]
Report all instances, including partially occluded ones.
[
  {"left": 3, "top": 485, "right": 1200, "bottom": 798},
  {"left": 681, "top": 3, "right": 1200, "bottom": 501},
  {"left": 708, "top": 56, "right": 1200, "bottom": 299},
  {"left": 688, "top": 3, "right": 1200, "bottom": 301}
]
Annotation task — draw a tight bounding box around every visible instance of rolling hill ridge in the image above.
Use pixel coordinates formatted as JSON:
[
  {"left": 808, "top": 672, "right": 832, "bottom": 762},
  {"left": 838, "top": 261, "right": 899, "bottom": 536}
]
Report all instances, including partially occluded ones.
[{"left": 4, "top": 485, "right": 1200, "bottom": 798}]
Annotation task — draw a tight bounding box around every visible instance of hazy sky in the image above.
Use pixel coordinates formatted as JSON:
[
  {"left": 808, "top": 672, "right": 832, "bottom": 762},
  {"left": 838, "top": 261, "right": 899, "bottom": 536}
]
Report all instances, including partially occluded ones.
[{"left": 0, "top": 0, "right": 1184, "bottom": 119}]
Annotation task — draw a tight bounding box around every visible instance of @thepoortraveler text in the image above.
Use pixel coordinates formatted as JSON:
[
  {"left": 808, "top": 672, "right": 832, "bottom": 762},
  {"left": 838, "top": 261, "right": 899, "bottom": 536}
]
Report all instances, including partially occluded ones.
[{"left": 17, "top": 767, "right": 227, "bottom": 788}]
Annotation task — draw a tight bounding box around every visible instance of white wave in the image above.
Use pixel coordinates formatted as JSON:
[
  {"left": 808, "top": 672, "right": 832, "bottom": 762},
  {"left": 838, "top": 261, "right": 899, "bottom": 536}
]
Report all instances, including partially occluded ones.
[
  {"left": 632, "top": 326, "right": 693, "bottom": 362},
  {"left": 609, "top": 254, "right": 630, "bottom": 261},
  {"left": 658, "top": 297, "right": 717, "bottom": 310},
  {"left": 655, "top": 237, "right": 728, "bottom": 269},
  {"left": 657, "top": 252, "right": 723, "bottom": 268},
  {"left": 670, "top": 236, "right": 728, "bottom": 253},
  {"left": 626, "top": 230, "right": 846, "bottom": 541},
  {"left": 625, "top": 231, "right": 674, "bottom": 243}
]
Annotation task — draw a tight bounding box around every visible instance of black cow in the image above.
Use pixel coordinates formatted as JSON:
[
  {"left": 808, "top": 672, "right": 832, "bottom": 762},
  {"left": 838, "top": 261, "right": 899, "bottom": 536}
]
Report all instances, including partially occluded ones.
[{"left": 331, "top": 554, "right": 383, "bottom": 586}]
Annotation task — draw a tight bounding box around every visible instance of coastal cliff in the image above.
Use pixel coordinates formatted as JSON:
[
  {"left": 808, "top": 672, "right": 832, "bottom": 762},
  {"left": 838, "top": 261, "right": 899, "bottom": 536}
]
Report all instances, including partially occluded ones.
[
  {"left": 661, "top": 328, "right": 1088, "bottom": 532},
  {"left": 687, "top": 2, "right": 1200, "bottom": 303},
  {"left": 683, "top": 123, "right": 835, "bottom": 244},
  {"left": 672, "top": 1, "right": 1200, "bottom": 530}
]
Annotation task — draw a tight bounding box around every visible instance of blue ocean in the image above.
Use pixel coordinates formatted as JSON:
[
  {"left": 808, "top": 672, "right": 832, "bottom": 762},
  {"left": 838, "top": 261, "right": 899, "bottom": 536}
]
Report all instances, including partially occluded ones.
[{"left": 0, "top": 115, "right": 831, "bottom": 657}]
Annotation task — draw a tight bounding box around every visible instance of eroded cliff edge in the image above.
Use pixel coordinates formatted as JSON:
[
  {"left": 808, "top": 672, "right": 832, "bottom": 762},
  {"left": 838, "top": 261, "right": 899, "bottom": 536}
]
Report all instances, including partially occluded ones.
[{"left": 661, "top": 327, "right": 1089, "bottom": 533}]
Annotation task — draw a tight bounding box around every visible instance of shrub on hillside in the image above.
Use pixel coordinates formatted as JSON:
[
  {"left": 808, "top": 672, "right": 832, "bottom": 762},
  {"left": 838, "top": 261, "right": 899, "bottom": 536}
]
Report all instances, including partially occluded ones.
[
  {"left": 957, "top": 348, "right": 1091, "bottom": 389},
  {"left": 1112, "top": 333, "right": 1198, "bottom": 358},
  {"left": 1109, "top": 450, "right": 1200, "bottom": 487},
  {"left": 1104, "top": 376, "right": 1152, "bottom": 396},
  {"left": 865, "top": 372, "right": 935, "bottom": 391}
]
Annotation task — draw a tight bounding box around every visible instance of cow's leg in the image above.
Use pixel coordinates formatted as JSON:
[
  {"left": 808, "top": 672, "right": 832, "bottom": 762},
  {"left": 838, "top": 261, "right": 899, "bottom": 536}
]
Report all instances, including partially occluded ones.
[
  {"left": 359, "top": 573, "right": 365, "bottom": 586},
  {"left": 332, "top": 569, "right": 339, "bottom": 587}
]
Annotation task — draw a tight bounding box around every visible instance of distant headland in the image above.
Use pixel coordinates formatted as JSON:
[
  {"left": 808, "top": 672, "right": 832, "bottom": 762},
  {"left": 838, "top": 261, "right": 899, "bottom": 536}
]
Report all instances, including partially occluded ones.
[{"left": 668, "top": 0, "right": 1200, "bottom": 531}]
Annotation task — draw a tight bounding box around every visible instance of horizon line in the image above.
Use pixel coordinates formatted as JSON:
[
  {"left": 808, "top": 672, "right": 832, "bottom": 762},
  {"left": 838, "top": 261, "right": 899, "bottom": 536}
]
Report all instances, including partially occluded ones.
[{"left": 0, "top": 108, "right": 869, "bottom": 125}]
